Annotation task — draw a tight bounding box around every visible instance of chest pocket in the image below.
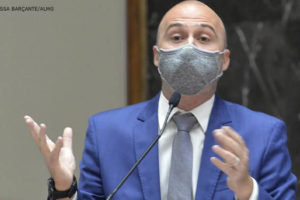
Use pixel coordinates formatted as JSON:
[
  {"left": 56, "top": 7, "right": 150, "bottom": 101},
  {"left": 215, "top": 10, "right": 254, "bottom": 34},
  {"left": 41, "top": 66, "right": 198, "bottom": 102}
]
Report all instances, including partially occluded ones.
[
  {"left": 215, "top": 173, "right": 229, "bottom": 192},
  {"left": 215, "top": 179, "right": 229, "bottom": 191},
  {"left": 213, "top": 176, "right": 234, "bottom": 200}
]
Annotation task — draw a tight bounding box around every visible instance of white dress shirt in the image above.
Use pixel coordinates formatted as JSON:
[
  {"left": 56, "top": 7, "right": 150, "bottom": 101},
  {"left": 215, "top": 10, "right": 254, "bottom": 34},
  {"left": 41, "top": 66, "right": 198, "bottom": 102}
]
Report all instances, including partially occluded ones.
[{"left": 157, "top": 92, "right": 258, "bottom": 200}]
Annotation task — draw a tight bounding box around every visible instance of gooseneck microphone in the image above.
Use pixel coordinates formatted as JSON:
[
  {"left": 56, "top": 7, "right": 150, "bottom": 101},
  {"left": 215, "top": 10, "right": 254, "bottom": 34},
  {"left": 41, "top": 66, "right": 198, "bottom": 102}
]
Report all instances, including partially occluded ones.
[{"left": 106, "top": 92, "right": 181, "bottom": 200}]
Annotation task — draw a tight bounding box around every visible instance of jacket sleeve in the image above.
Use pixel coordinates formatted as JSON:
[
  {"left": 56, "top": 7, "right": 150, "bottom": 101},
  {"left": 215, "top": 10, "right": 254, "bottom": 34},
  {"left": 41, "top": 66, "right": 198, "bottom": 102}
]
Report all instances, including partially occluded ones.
[
  {"left": 77, "top": 117, "right": 105, "bottom": 200},
  {"left": 257, "top": 121, "right": 297, "bottom": 199}
]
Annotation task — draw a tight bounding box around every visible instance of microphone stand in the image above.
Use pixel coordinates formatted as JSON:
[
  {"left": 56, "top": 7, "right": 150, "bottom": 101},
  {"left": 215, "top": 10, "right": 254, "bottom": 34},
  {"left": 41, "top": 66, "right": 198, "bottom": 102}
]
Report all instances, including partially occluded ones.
[{"left": 106, "top": 92, "right": 180, "bottom": 200}]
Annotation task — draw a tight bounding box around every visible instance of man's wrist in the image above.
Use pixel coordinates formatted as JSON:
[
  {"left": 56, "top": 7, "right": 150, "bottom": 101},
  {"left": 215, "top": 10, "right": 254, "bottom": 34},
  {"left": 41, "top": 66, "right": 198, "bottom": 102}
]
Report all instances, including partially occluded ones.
[
  {"left": 48, "top": 176, "right": 77, "bottom": 200},
  {"left": 235, "top": 176, "right": 253, "bottom": 200},
  {"left": 55, "top": 181, "right": 73, "bottom": 191},
  {"left": 234, "top": 177, "right": 259, "bottom": 200}
]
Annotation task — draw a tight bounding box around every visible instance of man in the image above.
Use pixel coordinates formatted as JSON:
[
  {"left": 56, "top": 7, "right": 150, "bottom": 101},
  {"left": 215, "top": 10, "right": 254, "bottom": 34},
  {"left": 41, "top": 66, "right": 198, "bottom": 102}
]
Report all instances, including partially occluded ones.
[{"left": 25, "top": 1, "right": 296, "bottom": 199}]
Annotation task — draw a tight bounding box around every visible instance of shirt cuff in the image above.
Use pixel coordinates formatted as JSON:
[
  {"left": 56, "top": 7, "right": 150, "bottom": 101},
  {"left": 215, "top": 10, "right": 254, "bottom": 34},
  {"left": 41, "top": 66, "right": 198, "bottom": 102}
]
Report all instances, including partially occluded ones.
[
  {"left": 249, "top": 177, "right": 258, "bottom": 200},
  {"left": 234, "top": 177, "right": 259, "bottom": 200}
]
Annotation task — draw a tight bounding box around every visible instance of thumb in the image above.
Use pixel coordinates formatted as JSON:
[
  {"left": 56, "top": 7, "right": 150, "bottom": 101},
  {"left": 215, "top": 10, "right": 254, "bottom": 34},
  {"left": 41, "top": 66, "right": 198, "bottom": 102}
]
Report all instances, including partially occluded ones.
[{"left": 63, "top": 127, "right": 73, "bottom": 149}]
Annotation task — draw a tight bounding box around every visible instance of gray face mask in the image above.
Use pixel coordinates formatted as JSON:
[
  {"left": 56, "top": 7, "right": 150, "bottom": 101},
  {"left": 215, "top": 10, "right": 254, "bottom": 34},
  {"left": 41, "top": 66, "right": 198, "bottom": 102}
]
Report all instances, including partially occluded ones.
[{"left": 157, "top": 43, "right": 225, "bottom": 96}]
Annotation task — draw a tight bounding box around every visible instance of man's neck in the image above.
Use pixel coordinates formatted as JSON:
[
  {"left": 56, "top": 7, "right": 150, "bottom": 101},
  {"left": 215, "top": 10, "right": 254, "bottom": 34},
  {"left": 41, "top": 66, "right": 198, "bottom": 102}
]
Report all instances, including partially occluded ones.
[
  {"left": 177, "top": 94, "right": 214, "bottom": 111},
  {"left": 161, "top": 84, "right": 216, "bottom": 111}
]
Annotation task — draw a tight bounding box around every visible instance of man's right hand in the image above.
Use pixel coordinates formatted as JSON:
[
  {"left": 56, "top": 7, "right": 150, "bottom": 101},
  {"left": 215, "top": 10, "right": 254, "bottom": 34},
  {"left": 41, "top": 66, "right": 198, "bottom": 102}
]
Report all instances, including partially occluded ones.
[{"left": 24, "top": 115, "right": 76, "bottom": 191}]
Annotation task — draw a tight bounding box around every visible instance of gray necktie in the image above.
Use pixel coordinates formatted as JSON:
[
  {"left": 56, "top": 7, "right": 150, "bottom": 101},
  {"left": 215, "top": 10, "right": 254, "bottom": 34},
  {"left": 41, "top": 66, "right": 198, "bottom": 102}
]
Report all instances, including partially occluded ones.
[{"left": 168, "top": 113, "right": 198, "bottom": 200}]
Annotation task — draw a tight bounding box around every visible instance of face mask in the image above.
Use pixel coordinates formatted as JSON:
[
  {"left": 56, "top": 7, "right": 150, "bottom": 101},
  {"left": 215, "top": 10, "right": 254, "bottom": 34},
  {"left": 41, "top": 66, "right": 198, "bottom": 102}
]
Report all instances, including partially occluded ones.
[{"left": 157, "top": 43, "right": 225, "bottom": 96}]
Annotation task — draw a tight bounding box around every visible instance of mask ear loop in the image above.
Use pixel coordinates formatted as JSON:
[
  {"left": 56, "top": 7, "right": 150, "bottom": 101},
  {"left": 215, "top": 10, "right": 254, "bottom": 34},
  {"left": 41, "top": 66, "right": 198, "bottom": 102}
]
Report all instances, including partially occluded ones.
[
  {"left": 215, "top": 72, "right": 223, "bottom": 79},
  {"left": 213, "top": 49, "right": 227, "bottom": 83},
  {"left": 155, "top": 46, "right": 163, "bottom": 75},
  {"left": 219, "top": 49, "right": 228, "bottom": 54},
  {"left": 206, "top": 71, "right": 223, "bottom": 88},
  {"left": 155, "top": 46, "right": 161, "bottom": 54}
]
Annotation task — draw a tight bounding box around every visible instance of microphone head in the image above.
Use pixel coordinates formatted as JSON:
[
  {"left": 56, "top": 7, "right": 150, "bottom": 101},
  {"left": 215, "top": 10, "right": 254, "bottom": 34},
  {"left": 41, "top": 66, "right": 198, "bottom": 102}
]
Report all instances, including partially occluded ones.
[{"left": 169, "top": 92, "right": 181, "bottom": 107}]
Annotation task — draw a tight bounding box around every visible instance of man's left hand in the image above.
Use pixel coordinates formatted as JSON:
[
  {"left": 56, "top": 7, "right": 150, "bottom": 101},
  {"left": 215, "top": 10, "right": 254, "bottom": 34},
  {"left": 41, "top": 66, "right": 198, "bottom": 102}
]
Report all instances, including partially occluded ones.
[{"left": 210, "top": 126, "right": 253, "bottom": 200}]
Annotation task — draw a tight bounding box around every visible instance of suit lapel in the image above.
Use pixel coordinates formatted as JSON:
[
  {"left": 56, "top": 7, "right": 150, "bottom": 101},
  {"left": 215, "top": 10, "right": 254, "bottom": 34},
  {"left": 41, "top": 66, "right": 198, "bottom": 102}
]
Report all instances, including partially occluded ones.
[
  {"left": 134, "top": 94, "right": 161, "bottom": 200},
  {"left": 195, "top": 95, "right": 232, "bottom": 200},
  {"left": 132, "top": 94, "right": 232, "bottom": 200}
]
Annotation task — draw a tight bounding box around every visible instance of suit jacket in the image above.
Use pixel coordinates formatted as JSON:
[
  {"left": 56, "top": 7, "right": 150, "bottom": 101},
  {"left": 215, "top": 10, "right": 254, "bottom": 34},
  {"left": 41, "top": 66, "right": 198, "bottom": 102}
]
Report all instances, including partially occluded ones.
[{"left": 77, "top": 94, "right": 296, "bottom": 199}]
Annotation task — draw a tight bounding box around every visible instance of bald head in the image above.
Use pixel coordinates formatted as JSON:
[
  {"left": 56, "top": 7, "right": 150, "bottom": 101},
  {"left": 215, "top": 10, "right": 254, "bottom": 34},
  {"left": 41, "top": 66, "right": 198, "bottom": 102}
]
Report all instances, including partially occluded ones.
[
  {"left": 152, "top": 0, "right": 231, "bottom": 109},
  {"left": 156, "top": 0, "right": 227, "bottom": 49}
]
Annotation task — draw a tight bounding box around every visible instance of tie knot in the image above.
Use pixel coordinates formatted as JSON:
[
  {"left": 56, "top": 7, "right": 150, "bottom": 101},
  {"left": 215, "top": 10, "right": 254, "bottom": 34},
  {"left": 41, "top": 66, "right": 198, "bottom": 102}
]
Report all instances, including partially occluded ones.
[{"left": 173, "top": 113, "right": 198, "bottom": 133}]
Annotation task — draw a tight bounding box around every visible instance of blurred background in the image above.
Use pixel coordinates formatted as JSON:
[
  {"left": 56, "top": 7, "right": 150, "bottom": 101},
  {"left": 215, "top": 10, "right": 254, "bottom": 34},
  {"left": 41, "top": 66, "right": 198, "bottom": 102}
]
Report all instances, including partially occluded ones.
[{"left": 0, "top": 0, "right": 126, "bottom": 199}]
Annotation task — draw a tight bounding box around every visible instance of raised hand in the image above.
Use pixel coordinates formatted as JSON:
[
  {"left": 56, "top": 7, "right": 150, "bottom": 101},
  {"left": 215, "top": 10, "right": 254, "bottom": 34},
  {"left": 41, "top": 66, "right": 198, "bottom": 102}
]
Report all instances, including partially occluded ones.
[
  {"left": 210, "top": 126, "right": 253, "bottom": 200},
  {"left": 24, "top": 115, "right": 76, "bottom": 191}
]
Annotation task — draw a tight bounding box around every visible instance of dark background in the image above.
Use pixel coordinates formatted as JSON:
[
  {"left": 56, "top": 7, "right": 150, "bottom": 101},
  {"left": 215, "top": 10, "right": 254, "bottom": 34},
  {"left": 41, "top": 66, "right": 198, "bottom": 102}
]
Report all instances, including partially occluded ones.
[{"left": 146, "top": 0, "right": 300, "bottom": 197}]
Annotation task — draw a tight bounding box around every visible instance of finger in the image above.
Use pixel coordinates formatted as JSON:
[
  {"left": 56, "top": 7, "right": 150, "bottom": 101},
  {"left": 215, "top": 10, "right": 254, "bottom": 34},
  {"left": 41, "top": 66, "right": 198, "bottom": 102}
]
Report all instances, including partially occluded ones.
[
  {"left": 222, "top": 126, "right": 246, "bottom": 147},
  {"left": 24, "top": 115, "right": 31, "bottom": 121},
  {"left": 62, "top": 127, "right": 73, "bottom": 148},
  {"left": 38, "top": 124, "right": 55, "bottom": 150},
  {"left": 49, "top": 136, "right": 63, "bottom": 166},
  {"left": 24, "top": 115, "right": 39, "bottom": 132},
  {"left": 212, "top": 145, "right": 240, "bottom": 166},
  {"left": 213, "top": 129, "right": 242, "bottom": 157},
  {"left": 39, "top": 123, "right": 51, "bottom": 156},
  {"left": 210, "top": 156, "right": 234, "bottom": 175},
  {"left": 45, "top": 134, "right": 55, "bottom": 150},
  {"left": 24, "top": 115, "right": 41, "bottom": 144}
]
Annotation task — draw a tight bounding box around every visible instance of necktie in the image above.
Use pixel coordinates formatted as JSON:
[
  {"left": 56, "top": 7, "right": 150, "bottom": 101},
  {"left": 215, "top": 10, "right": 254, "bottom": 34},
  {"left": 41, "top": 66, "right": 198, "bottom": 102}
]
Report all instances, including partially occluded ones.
[{"left": 167, "top": 113, "right": 198, "bottom": 200}]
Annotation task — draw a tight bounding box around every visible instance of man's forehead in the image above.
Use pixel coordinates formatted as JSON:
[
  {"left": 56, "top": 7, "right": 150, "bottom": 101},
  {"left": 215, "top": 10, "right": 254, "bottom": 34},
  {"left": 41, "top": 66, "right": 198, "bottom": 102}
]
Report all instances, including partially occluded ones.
[
  {"left": 161, "top": 2, "right": 221, "bottom": 25},
  {"left": 156, "top": 1, "right": 226, "bottom": 45}
]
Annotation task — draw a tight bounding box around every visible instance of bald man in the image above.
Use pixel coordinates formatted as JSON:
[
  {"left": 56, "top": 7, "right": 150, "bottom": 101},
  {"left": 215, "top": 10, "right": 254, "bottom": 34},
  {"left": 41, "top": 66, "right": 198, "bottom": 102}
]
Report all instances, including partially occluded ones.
[{"left": 25, "top": 1, "right": 296, "bottom": 200}]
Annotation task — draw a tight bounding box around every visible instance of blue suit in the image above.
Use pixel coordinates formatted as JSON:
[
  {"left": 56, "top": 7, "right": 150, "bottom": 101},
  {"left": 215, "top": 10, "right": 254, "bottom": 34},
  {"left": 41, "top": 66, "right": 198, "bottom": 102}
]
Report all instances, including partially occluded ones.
[{"left": 77, "top": 94, "right": 296, "bottom": 199}]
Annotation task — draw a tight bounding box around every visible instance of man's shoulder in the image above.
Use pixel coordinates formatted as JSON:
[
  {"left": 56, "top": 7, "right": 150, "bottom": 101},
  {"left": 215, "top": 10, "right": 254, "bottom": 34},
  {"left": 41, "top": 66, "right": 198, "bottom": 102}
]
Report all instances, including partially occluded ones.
[
  {"left": 221, "top": 98, "right": 284, "bottom": 125},
  {"left": 90, "top": 101, "right": 147, "bottom": 120},
  {"left": 89, "top": 94, "right": 159, "bottom": 123}
]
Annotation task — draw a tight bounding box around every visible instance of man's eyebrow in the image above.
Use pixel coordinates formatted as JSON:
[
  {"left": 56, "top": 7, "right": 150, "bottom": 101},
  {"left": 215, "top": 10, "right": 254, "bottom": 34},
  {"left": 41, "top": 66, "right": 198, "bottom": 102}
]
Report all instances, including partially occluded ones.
[
  {"left": 164, "top": 22, "right": 217, "bottom": 37},
  {"left": 199, "top": 24, "right": 217, "bottom": 36},
  {"left": 165, "top": 23, "right": 185, "bottom": 33}
]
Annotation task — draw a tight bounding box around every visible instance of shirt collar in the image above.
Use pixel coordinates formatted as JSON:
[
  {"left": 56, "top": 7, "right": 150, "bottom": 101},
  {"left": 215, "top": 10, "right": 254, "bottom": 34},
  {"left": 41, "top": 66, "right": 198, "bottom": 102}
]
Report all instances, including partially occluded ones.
[{"left": 158, "top": 92, "right": 215, "bottom": 133}]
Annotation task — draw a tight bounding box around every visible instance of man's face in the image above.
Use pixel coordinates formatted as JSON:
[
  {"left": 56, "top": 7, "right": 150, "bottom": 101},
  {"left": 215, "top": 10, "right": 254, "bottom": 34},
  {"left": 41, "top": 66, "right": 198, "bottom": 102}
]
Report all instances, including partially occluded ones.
[
  {"left": 152, "top": 1, "right": 230, "bottom": 102},
  {"left": 153, "top": 2, "right": 229, "bottom": 68}
]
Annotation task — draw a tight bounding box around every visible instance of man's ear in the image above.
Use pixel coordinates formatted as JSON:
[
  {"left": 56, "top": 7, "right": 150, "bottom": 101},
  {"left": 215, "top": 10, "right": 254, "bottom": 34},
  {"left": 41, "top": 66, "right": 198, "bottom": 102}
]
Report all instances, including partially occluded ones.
[
  {"left": 221, "top": 49, "right": 230, "bottom": 72},
  {"left": 153, "top": 45, "right": 159, "bottom": 67}
]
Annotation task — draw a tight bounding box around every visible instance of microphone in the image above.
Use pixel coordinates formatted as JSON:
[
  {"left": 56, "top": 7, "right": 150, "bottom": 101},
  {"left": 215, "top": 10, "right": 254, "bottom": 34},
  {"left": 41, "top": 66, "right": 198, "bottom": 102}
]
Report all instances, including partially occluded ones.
[
  {"left": 168, "top": 91, "right": 181, "bottom": 108},
  {"left": 106, "top": 92, "right": 181, "bottom": 200}
]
